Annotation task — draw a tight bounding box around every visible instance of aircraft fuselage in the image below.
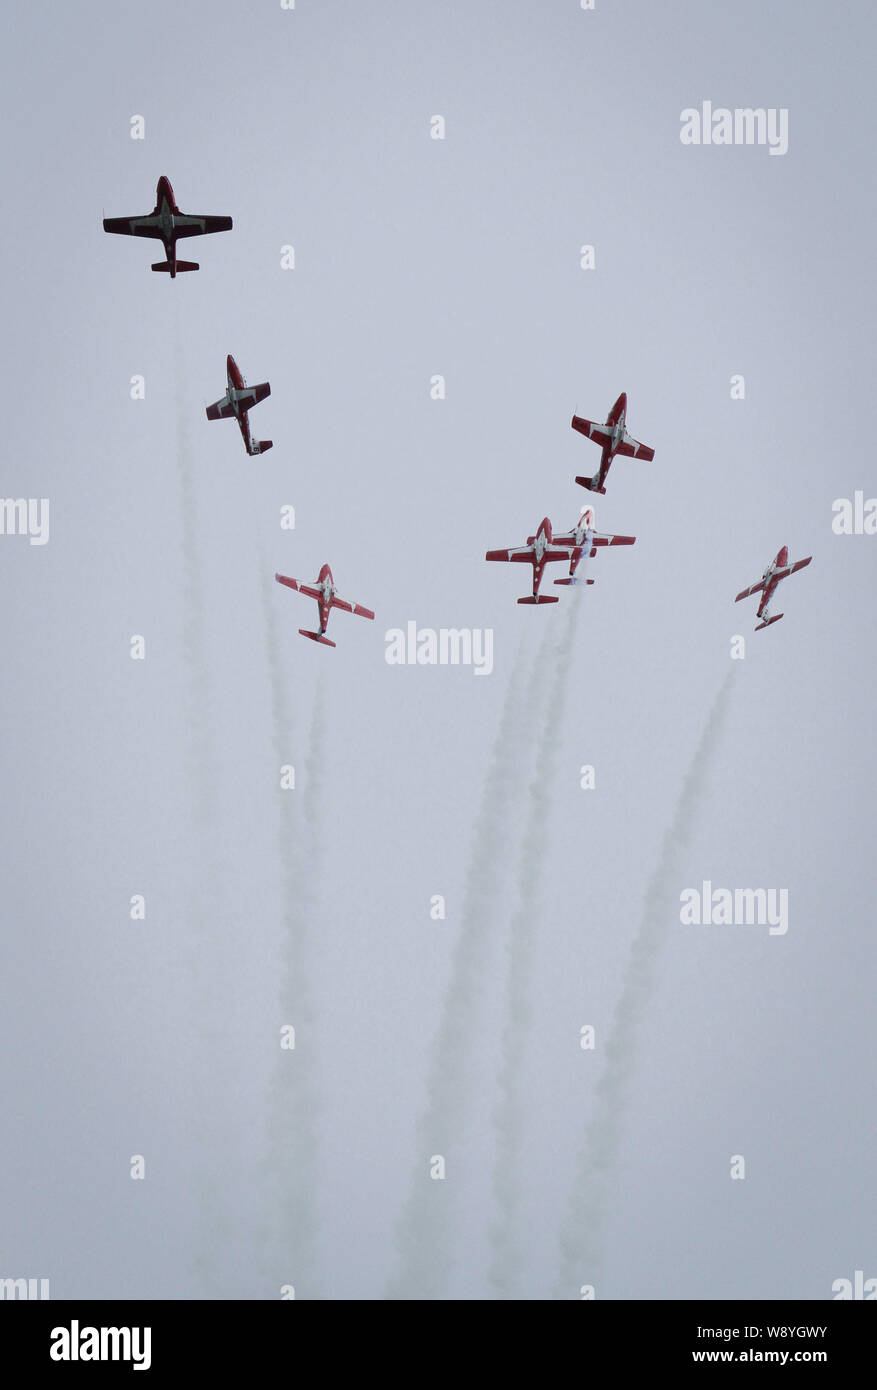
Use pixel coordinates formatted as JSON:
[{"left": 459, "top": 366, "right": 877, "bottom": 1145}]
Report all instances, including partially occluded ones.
[
  {"left": 317, "top": 563, "right": 335, "bottom": 633},
  {"left": 225, "top": 354, "right": 257, "bottom": 452}
]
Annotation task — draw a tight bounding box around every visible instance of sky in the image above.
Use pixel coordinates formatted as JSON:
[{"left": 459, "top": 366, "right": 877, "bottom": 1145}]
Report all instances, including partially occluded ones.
[{"left": 0, "top": 0, "right": 875, "bottom": 1301}]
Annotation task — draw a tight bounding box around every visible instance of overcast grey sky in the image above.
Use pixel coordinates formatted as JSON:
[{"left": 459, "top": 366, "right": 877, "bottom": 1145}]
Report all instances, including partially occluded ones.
[{"left": 1, "top": 0, "right": 874, "bottom": 1300}]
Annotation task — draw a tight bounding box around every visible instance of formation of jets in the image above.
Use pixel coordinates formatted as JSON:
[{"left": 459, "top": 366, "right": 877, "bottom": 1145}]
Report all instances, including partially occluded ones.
[
  {"left": 104, "top": 175, "right": 372, "bottom": 650},
  {"left": 104, "top": 178, "right": 813, "bottom": 645},
  {"left": 486, "top": 507, "right": 635, "bottom": 604},
  {"left": 486, "top": 395, "right": 644, "bottom": 606},
  {"left": 487, "top": 390, "right": 812, "bottom": 630}
]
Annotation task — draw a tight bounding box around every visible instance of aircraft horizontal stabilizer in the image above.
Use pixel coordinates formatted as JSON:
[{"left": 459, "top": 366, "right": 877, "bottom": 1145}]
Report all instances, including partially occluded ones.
[
  {"left": 574, "top": 475, "right": 606, "bottom": 495},
  {"left": 755, "top": 613, "right": 783, "bottom": 631},
  {"left": 517, "top": 595, "right": 559, "bottom": 605},
  {"left": 299, "top": 629, "right": 336, "bottom": 647}
]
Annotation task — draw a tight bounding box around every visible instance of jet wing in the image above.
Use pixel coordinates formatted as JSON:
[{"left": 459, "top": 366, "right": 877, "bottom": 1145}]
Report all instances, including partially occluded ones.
[
  {"left": 773, "top": 557, "right": 812, "bottom": 581},
  {"left": 103, "top": 214, "right": 164, "bottom": 239},
  {"left": 735, "top": 580, "right": 765, "bottom": 602},
  {"left": 487, "top": 545, "right": 569, "bottom": 564},
  {"left": 275, "top": 573, "right": 321, "bottom": 600},
  {"left": 571, "top": 415, "right": 612, "bottom": 445},
  {"left": 486, "top": 545, "right": 536, "bottom": 562},
  {"left": 592, "top": 531, "right": 635, "bottom": 547},
  {"left": 206, "top": 397, "right": 236, "bottom": 421},
  {"left": 235, "top": 382, "right": 271, "bottom": 411},
  {"left": 616, "top": 433, "right": 655, "bottom": 461},
  {"left": 173, "top": 213, "right": 233, "bottom": 239},
  {"left": 331, "top": 594, "right": 375, "bottom": 620}
]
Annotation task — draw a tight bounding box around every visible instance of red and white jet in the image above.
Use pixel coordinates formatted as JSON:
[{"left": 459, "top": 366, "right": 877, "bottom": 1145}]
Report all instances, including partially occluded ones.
[
  {"left": 485, "top": 517, "right": 571, "bottom": 604},
  {"left": 206, "top": 355, "right": 272, "bottom": 455},
  {"left": 547, "top": 504, "right": 636, "bottom": 585},
  {"left": 572, "top": 391, "right": 655, "bottom": 495},
  {"left": 275, "top": 564, "right": 375, "bottom": 648},
  {"left": 735, "top": 545, "right": 812, "bottom": 630},
  {"left": 103, "top": 176, "right": 232, "bottom": 277}
]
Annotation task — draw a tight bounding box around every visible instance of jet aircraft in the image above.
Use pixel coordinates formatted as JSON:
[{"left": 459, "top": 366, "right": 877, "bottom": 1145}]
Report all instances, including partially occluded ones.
[
  {"left": 547, "top": 504, "right": 636, "bottom": 584},
  {"left": 206, "top": 355, "right": 272, "bottom": 455},
  {"left": 734, "top": 546, "right": 812, "bottom": 630},
  {"left": 275, "top": 565, "right": 374, "bottom": 647},
  {"left": 485, "top": 517, "right": 570, "bottom": 604},
  {"left": 103, "top": 175, "right": 232, "bottom": 276},
  {"left": 572, "top": 391, "right": 654, "bottom": 495}
]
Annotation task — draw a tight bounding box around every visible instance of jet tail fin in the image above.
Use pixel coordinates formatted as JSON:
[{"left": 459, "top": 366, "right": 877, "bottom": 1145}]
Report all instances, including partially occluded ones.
[
  {"left": 517, "top": 595, "right": 559, "bottom": 605},
  {"left": 299, "top": 628, "right": 336, "bottom": 647},
  {"left": 151, "top": 259, "right": 199, "bottom": 273},
  {"left": 252, "top": 440, "right": 273, "bottom": 455},
  {"left": 554, "top": 577, "right": 596, "bottom": 586}
]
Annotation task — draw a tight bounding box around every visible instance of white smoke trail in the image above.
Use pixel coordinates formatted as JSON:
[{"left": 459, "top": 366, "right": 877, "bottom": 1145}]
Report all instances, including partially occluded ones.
[
  {"left": 386, "top": 634, "right": 535, "bottom": 1299},
  {"left": 260, "top": 560, "right": 323, "bottom": 1299},
  {"left": 172, "top": 311, "right": 231, "bottom": 1294},
  {"left": 555, "top": 667, "right": 738, "bottom": 1297},
  {"left": 489, "top": 593, "right": 584, "bottom": 1297},
  {"left": 173, "top": 312, "right": 214, "bottom": 832}
]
